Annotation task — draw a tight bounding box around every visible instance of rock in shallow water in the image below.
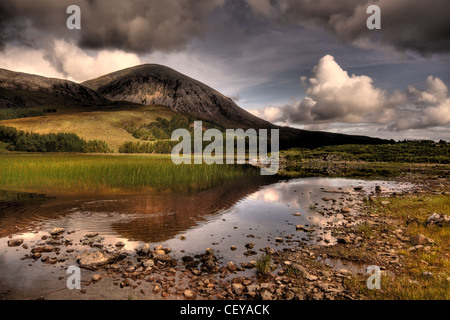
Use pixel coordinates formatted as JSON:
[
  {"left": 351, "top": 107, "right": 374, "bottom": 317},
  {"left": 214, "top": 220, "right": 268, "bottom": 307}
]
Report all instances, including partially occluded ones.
[
  {"left": 77, "top": 251, "right": 116, "bottom": 269},
  {"left": 49, "top": 228, "right": 65, "bottom": 236},
  {"left": 7, "top": 239, "right": 23, "bottom": 247}
]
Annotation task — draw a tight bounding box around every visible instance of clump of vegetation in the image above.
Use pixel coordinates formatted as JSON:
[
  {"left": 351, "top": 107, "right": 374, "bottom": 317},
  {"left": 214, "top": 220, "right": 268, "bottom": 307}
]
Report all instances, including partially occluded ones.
[
  {"left": 0, "top": 125, "right": 112, "bottom": 153},
  {"left": 256, "top": 253, "right": 272, "bottom": 276}
]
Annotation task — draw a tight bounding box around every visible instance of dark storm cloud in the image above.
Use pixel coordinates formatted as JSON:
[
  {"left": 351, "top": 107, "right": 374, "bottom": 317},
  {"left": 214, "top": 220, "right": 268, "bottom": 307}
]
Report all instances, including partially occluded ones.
[
  {"left": 270, "top": 0, "right": 450, "bottom": 55},
  {"left": 0, "top": 0, "right": 224, "bottom": 53}
]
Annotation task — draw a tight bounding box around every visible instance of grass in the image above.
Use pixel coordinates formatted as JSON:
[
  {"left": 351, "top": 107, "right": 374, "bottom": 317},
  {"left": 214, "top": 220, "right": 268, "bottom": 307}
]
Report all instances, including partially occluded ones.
[
  {"left": 345, "top": 193, "right": 450, "bottom": 300},
  {"left": 0, "top": 154, "right": 259, "bottom": 195},
  {"left": 256, "top": 253, "right": 272, "bottom": 276}
]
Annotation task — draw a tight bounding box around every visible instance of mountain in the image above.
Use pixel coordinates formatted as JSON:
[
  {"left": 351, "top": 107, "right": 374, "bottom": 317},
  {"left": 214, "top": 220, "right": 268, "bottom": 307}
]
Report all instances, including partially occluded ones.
[
  {"left": 82, "top": 64, "right": 386, "bottom": 148},
  {"left": 82, "top": 64, "right": 271, "bottom": 129},
  {"left": 0, "top": 68, "right": 104, "bottom": 108},
  {"left": 0, "top": 65, "right": 387, "bottom": 150}
]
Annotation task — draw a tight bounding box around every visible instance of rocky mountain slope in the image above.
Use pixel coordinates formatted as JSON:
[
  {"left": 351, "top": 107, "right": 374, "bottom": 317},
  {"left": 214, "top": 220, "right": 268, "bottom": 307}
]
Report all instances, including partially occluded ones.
[
  {"left": 82, "top": 64, "right": 272, "bottom": 129},
  {"left": 0, "top": 68, "right": 104, "bottom": 108}
]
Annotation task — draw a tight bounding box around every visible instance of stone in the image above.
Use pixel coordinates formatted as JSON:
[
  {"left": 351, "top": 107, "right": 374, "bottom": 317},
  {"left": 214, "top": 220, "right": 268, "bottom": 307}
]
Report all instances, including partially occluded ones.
[
  {"left": 183, "top": 289, "right": 196, "bottom": 300},
  {"left": 422, "top": 271, "right": 433, "bottom": 278},
  {"left": 306, "top": 274, "right": 318, "bottom": 281},
  {"left": 140, "top": 243, "right": 151, "bottom": 254},
  {"left": 245, "top": 242, "right": 255, "bottom": 249},
  {"left": 411, "top": 234, "right": 434, "bottom": 246},
  {"left": 290, "top": 263, "right": 308, "bottom": 276},
  {"left": 179, "top": 235, "right": 186, "bottom": 240},
  {"left": 337, "top": 236, "right": 351, "bottom": 244},
  {"left": 77, "top": 251, "right": 116, "bottom": 269},
  {"left": 232, "top": 283, "right": 245, "bottom": 295},
  {"left": 154, "top": 249, "right": 166, "bottom": 256},
  {"left": 341, "top": 207, "right": 351, "bottom": 214},
  {"left": 296, "top": 225, "right": 305, "bottom": 231},
  {"left": 92, "top": 275, "right": 101, "bottom": 282},
  {"left": 247, "top": 284, "right": 260, "bottom": 293},
  {"left": 7, "top": 239, "right": 23, "bottom": 247},
  {"left": 260, "top": 290, "right": 273, "bottom": 300},
  {"left": 31, "top": 246, "right": 53, "bottom": 253},
  {"left": 292, "top": 212, "right": 302, "bottom": 216},
  {"left": 31, "top": 253, "right": 42, "bottom": 260},
  {"left": 49, "top": 228, "right": 65, "bottom": 236},
  {"left": 426, "top": 213, "right": 450, "bottom": 226},
  {"left": 143, "top": 259, "right": 155, "bottom": 268},
  {"left": 275, "top": 237, "right": 283, "bottom": 243},
  {"left": 84, "top": 233, "right": 99, "bottom": 238},
  {"left": 115, "top": 241, "right": 125, "bottom": 247},
  {"left": 153, "top": 285, "right": 161, "bottom": 294},
  {"left": 230, "top": 245, "right": 237, "bottom": 251},
  {"left": 227, "top": 262, "right": 237, "bottom": 272}
]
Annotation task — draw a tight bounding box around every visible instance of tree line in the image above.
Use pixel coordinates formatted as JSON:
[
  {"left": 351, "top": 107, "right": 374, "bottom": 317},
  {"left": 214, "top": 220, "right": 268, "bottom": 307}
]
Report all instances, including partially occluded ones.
[{"left": 0, "top": 125, "right": 111, "bottom": 153}]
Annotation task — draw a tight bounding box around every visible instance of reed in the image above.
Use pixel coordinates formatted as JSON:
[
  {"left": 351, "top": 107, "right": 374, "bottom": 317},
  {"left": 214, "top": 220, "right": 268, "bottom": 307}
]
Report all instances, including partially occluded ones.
[{"left": 0, "top": 154, "right": 258, "bottom": 194}]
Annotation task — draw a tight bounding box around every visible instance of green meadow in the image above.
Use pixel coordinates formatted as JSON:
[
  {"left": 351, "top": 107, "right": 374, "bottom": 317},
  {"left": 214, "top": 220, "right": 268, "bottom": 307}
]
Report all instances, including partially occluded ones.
[{"left": 0, "top": 154, "right": 258, "bottom": 195}]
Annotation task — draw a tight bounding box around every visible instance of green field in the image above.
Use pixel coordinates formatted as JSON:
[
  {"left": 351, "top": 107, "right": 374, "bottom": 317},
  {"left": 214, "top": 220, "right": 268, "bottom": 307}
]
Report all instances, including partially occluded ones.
[{"left": 0, "top": 154, "right": 258, "bottom": 195}]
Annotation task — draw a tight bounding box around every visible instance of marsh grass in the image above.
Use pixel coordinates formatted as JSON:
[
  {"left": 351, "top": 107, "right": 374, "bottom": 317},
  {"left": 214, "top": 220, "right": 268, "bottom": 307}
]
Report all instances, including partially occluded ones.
[
  {"left": 256, "top": 253, "right": 272, "bottom": 276},
  {"left": 0, "top": 154, "right": 258, "bottom": 195}
]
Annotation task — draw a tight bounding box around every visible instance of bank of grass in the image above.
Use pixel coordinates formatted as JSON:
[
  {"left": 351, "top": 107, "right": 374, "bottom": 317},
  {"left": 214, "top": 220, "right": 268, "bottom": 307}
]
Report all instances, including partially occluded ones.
[
  {"left": 0, "top": 154, "right": 259, "bottom": 195},
  {"left": 345, "top": 193, "right": 450, "bottom": 300}
]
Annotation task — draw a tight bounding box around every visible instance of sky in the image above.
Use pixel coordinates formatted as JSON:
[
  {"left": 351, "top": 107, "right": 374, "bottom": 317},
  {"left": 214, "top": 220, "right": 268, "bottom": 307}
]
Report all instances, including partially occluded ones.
[{"left": 0, "top": 0, "right": 449, "bottom": 141}]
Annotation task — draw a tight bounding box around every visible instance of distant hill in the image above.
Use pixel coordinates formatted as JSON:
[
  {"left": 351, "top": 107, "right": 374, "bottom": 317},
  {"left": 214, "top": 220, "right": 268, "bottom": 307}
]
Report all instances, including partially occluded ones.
[
  {"left": 0, "top": 65, "right": 388, "bottom": 150},
  {"left": 0, "top": 68, "right": 104, "bottom": 109}
]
